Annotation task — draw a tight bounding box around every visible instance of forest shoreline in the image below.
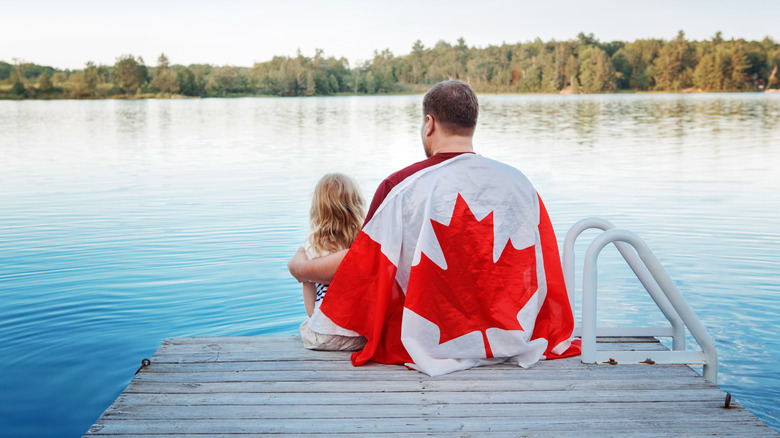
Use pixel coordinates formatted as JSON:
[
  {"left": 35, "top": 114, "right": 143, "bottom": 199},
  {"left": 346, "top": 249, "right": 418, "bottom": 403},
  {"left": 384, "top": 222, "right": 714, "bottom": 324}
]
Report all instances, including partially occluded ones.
[
  {"left": 3, "top": 31, "right": 778, "bottom": 100},
  {"left": 3, "top": 87, "right": 777, "bottom": 101}
]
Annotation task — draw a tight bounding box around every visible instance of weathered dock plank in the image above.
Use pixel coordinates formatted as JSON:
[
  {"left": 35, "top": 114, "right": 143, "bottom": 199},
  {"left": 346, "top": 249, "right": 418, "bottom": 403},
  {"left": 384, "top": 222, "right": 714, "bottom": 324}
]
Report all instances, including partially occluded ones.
[{"left": 84, "top": 336, "right": 779, "bottom": 437}]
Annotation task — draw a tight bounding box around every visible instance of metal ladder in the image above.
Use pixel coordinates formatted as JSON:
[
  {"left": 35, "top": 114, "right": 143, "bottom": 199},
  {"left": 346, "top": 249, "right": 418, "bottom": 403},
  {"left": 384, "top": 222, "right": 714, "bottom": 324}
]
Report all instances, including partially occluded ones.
[{"left": 562, "top": 218, "right": 718, "bottom": 382}]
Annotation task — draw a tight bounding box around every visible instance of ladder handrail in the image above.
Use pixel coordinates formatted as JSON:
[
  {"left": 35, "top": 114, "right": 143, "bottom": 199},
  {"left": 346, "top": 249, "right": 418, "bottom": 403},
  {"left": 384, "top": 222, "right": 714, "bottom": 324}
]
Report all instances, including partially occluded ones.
[
  {"left": 581, "top": 228, "right": 718, "bottom": 382},
  {"left": 563, "top": 217, "right": 685, "bottom": 350}
]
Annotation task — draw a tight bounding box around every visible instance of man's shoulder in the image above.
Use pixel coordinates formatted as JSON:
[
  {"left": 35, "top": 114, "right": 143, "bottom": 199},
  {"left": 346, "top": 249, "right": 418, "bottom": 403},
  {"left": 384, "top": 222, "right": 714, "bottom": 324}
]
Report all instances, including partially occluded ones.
[
  {"left": 364, "top": 152, "right": 473, "bottom": 225},
  {"left": 378, "top": 152, "right": 478, "bottom": 202},
  {"left": 385, "top": 152, "right": 470, "bottom": 186}
]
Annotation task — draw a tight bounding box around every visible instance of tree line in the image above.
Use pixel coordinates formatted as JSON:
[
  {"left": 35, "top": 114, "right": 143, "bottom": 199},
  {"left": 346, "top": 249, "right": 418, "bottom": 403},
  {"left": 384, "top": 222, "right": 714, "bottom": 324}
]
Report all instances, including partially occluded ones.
[{"left": 2, "top": 31, "right": 779, "bottom": 99}]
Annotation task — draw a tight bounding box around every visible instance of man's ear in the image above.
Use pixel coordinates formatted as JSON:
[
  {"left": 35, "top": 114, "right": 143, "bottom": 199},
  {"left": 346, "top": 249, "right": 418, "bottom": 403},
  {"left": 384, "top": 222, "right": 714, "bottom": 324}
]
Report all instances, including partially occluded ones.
[{"left": 423, "top": 114, "right": 435, "bottom": 137}]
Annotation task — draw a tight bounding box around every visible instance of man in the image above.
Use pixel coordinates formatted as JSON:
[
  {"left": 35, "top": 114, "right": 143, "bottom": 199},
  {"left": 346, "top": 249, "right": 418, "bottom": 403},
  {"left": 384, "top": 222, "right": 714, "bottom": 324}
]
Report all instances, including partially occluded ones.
[{"left": 288, "top": 80, "right": 579, "bottom": 376}]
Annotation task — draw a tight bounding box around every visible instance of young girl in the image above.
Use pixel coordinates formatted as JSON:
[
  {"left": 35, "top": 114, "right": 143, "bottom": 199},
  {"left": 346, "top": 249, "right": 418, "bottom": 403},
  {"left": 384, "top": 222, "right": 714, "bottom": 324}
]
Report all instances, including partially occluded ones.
[
  {"left": 295, "top": 173, "right": 367, "bottom": 351},
  {"left": 301, "top": 173, "right": 365, "bottom": 318}
]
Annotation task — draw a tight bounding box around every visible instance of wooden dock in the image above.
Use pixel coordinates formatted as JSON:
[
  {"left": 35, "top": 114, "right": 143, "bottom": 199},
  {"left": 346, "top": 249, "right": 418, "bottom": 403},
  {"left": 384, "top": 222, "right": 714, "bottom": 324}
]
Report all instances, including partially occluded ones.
[{"left": 84, "top": 336, "right": 777, "bottom": 437}]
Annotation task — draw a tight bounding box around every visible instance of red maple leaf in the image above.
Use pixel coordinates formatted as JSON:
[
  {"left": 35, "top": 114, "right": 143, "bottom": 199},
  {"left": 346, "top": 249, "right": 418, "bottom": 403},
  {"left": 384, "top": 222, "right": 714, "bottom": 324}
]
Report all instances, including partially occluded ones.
[{"left": 405, "top": 194, "right": 537, "bottom": 358}]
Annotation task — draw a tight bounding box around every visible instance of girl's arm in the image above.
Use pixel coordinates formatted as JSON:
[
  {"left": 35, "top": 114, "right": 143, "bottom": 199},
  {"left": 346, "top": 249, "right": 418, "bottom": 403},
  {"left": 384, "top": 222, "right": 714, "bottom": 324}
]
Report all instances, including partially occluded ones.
[
  {"left": 287, "top": 247, "right": 347, "bottom": 284},
  {"left": 302, "top": 282, "right": 316, "bottom": 317}
]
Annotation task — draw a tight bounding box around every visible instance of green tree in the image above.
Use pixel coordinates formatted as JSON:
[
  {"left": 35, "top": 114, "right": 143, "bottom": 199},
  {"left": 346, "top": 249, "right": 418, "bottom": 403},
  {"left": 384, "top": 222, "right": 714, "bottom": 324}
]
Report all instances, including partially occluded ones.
[
  {"left": 726, "top": 42, "right": 751, "bottom": 90},
  {"left": 693, "top": 53, "right": 721, "bottom": 90},
  {"left": 51, "top": 71, "right": 68, "bottom": 85},
  {"left": 411, "top": 40, "right": 426, "bottom": 82},
  {"left": 570, "top": 75, "right": 580, "bottom": 94},
  {"left": 363, "top": 71, "right": 376, "bottom": 93},
  {"left": 11, "top": 58, "right": 27, "bottom": 80},
  {"left": 10, "top": 73, "right": 26, "bottom": 96},
  {"left": 455, "top": 37, "right": 469, "bottom": 80},
  {"left": 22, "top": 63, "right": 55, "bottom": 80},
  {"left": 366, "top": 49, "right": 397, "bottom": 93},
  {"left": 210, "top": 66, "right": 244, "bottom": 95},
  {"left": 653, "top": 31, "right": 695, "bottom": 91},
  {"left": 37, "top": 71, "right": 53, "bottom": 91},
  {"left": 611, "top": 52, "right": 631, "bottom": 89},
  {"left": 176, "top": 67, "right": 199, "bottom": 96},
  {"left": 188, "top": 64, "right": 211, "bottom": 96},
  {"left": 153, "top": 69, "right": 179, "bottom": 94},
  {"left": 577, "top": 32, "right": 598, "bottom": 46},
  {"left": 578, "top": 45, "right": 616, "bottom": 93},
  {"left": 305, "top": 70, "right": 315, "bottom": 96},
  {"left": 543, "top": 41, "right": 575, "bottom": 91},
  {"left": 112, "top": 55, "right": 148, "bottom": 94},
  {"left": 157, "top": 53, "right": 169, "bottom": 70},
  {"left": 694, "top": 40, "right": 752, "bottom": 91},
  {"left": 151, "top": 53, "right": 179, "bottom": 94},
  {"left": 565, "top": 53, "right": 580, "bottom": 90},
  {"left": 328, "top": 74, "right": 339, "bottom": 93},
  {"left": 760, "top": 37, "right": 780, "bottom": 89},
  {"left": 84, "top": 61, "right": 104, "bottom": 95},
  {"left": 613, "top": 39, "right": 660, "bottom": 90},
  {"left": 0, "top": 61, "right": 12, "bottom": 81},
  {"left": 69, "top": 72, "right": 90, "bottom": 99},
  {"left": 310, "top": 48, "right": 335, "bottom": 95},
  {"left": 251, "top": 50, "right": 351, "bottom": 96}
]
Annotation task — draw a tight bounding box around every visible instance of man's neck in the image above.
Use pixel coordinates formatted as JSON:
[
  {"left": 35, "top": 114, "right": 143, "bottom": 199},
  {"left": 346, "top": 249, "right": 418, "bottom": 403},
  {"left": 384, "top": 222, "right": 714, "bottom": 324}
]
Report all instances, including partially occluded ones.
[{"left": 429, "top": 136, "right": 474, "bottom": 156}]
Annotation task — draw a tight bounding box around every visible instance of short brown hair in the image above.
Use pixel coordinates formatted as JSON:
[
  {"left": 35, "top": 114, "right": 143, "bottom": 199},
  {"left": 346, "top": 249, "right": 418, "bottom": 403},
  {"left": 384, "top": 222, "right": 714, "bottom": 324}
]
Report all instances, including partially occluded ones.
[{"left": 422, "top": 80, "right": 478, "bottom": 136}]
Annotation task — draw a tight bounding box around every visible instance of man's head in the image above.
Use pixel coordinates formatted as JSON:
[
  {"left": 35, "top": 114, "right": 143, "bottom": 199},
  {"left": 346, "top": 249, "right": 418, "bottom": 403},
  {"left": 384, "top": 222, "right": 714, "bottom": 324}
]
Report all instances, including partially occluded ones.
[{"left": 421, "top": 81, "right": 478, "bottom": 157}]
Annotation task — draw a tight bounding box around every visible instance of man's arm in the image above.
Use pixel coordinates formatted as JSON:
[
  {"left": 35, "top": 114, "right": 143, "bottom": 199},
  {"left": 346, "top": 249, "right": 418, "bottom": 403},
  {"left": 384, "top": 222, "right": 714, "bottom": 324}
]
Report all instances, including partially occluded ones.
[{"left": 287, "top": 247, "right": 347, "bottom": 285}]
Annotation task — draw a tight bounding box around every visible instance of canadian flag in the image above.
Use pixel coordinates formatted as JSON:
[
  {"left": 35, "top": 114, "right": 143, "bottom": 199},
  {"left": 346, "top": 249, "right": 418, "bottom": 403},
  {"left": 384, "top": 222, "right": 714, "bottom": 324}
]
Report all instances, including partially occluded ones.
[{"left": 310, "top": 153, "right": 580, "bottom": 376}]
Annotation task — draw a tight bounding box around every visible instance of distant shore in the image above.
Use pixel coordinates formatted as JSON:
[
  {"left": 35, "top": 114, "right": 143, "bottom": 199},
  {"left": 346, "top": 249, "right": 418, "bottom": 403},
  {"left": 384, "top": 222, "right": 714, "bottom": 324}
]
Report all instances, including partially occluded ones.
[
  {"left": 3, "top": 32, "right": 778, "bottom": 100},
  {"left": 2, "top": 86, "right": 779, "bottom": 101}
]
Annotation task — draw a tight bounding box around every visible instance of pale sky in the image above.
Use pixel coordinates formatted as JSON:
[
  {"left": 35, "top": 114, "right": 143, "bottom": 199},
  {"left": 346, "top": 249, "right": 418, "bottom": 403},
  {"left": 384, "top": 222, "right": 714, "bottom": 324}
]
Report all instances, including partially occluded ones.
[{"left": 2, "top": 0, "right": 779, "bottom": 70}]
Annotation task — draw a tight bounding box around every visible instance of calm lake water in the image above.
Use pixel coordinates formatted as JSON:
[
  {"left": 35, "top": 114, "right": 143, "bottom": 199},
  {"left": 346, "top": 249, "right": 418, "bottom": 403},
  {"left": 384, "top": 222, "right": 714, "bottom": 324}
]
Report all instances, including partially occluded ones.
[{"left": 1, "top": 93, "right": 779, "bottom": 436}]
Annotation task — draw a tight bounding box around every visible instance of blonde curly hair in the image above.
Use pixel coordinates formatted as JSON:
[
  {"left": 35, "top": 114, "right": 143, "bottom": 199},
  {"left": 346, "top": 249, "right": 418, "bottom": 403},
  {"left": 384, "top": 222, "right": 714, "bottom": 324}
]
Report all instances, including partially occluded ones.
[{"left": 307, "top": 173, "right": 366, "bottom": 257}]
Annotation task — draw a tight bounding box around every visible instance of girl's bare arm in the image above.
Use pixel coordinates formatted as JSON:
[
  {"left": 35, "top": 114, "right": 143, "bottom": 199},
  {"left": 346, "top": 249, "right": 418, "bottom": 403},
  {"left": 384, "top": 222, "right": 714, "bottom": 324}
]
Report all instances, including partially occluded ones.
[
  {"left": 302, "top": 282, "right": 316, "bottom": 317},
  {"left": 287, "top": 247, "right": 348, "bottom": 285}
]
